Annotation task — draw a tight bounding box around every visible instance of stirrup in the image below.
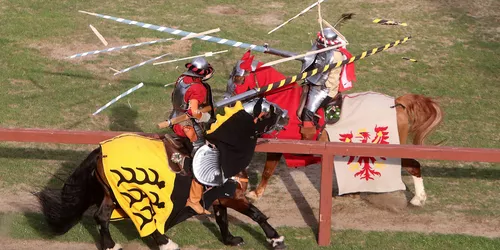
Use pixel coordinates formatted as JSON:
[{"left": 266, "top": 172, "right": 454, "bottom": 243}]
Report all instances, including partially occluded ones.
[{"left": 170, "top": 152, "right": 184, "bottom": 164}]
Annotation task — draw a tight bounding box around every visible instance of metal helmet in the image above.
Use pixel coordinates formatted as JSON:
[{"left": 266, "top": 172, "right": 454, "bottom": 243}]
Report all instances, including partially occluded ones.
[
  {"left": 184, "top": 57, "right": 214, "bottom": 79},
  {"left": 316, "top": 28, "right": 338, "bottom": 46}
]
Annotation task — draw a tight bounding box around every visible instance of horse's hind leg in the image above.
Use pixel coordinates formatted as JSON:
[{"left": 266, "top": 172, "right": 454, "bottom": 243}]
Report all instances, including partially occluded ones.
[
  {"left": 247, "top": 152, "right": 282, "bottom": 200},
  {"left": 397, "top": 106, "right": 427, "bottom": 207},
  {"left": 95, "top": 194, "right": 121, "bottom": 250},
  {"left": 151, "top": 231, "right": 179, "bottom": 250},
  {"left": 402, "top": 158, "right": 427, "bottom": 206},
  {"left": 213, "top": 204, "right": 244, "bottom": 246}
]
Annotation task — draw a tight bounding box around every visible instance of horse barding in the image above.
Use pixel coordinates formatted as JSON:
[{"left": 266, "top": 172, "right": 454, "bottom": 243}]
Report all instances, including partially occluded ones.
[
  {"left": 37, "top": 100, "right": 289, "bottom": 250},
  {"left": 224, "top": 51, "right": 443, "bottom": 207}
]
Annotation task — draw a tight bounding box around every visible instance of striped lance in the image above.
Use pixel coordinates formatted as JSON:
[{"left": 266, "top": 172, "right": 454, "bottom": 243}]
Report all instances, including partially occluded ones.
[
  {"left": 93, "top": 82, "right": 144, "bottom": 115},
  {"left": 216, "top": 36, "right": 411, "bottom": 108},
  {"left": 114, "top": 53, "right": 171, "bottom": 75},
  {"left": 78, "top": 10, "right": 267, "bottom": 52},
  {"left": 68, "top": 38, "right": 174, "bottom": 59}
]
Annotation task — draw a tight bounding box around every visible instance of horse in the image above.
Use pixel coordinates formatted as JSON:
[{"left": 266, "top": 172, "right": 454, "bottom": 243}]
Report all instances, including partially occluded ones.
[
  {"left": 37, "top": 99, "right": 289, "bottom": 250},
  {"left": 224, "top": 56, "right": 444, "bottom": 207}
]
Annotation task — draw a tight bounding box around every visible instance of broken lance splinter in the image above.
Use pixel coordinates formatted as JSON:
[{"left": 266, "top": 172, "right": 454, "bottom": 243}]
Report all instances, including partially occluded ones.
[
  {"left": 113, "top": 53, "right": 171, "bottom": 75},
  {"left": 215, "top": 36, "right": 412, "bottom": 108},
  {"left": 68, "top": 38, "right": 174, "bottom": 59},
  {"left": 372, "top": 19, "right": 408, "bottom": 26},
  {"left": 267, "top": 0, "right": 327, "bottom": 34}
]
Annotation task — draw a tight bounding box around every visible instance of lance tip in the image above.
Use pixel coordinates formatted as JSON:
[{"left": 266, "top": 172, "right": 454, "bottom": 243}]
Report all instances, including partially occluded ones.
[{"left": 78, "top": 10, "right": 94, "bottom": 15}]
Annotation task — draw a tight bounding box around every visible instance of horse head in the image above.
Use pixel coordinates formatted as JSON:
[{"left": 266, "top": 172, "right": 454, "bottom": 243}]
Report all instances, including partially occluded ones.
[
  {"left": 223, "top": 51, "right": 260, "bottom": 99},
  {"left": 242, "top": 97, "right": 289, "bottom": 137}
]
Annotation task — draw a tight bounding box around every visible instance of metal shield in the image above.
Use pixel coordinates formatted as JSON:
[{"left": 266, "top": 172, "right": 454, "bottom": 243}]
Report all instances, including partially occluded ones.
[{"left": 192, "top": 144, "right": 225, "bottom": 186}]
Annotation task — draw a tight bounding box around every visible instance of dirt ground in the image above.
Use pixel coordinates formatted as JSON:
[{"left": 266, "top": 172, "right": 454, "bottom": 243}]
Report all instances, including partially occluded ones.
[
  {"left": 1, "top": 162, "right": 500, "bottom": 250},
  {"left": 0, "top": 237, "right": 202, "bottom": 250}
]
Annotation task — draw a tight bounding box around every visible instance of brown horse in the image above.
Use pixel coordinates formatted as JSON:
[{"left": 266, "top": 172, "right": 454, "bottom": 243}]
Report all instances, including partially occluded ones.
[
  {"left": 37, "top": 100, "right": 288, "bottom": 250},
  {"left": 246, "top": 93, "right": 443, "bottom": 207},
  {"left": 223, "top": 56, "right": 443, "bottom": 206}
]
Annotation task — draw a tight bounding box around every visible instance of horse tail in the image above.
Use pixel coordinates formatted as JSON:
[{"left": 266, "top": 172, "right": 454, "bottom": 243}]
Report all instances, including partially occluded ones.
[
  {"left": 37, "top": 147, "right": 102, "bottom": 235},
  {"left": 395, "top": 94, "right": 444, "bottom": 145}
]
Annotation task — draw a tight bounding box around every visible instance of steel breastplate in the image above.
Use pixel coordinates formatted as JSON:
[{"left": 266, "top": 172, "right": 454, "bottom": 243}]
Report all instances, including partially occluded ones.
[
  {"left": 301, "top": 43, "right": 336, "bottom": 85},
  {"left": 170, "top": 77, "right": 191, "bottom": 119}
]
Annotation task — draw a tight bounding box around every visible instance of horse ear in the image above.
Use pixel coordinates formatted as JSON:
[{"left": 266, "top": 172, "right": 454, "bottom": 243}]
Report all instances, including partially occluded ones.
[
  {"left": 240, "top": 50, "right": 251, "bottom": 61},
  {"left": 239, "top": 54, "right": 254, "bottom": 71},
  {"left": 253, "top": 98, "right": 263, "bottom": 118}
]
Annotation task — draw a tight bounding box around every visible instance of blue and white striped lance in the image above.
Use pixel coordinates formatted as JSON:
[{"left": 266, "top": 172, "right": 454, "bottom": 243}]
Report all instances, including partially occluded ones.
[
  {"left": 92, "top": 82, "right": 144, "bottom": 115},
  {"left": 114, "top": 53, "right": 171, "bottom": 75},
  {"left": 68, "top": 38, "right": 174, "bottom": 59},
  {"left": 78, "top": 10, "right": 267, "bottom": 53}
]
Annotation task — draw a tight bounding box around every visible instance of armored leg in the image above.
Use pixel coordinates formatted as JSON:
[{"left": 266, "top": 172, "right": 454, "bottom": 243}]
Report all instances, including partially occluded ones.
[
  {"left": 300, "top": 85, "right": 330, "bottom": 140},
  {"left": 191, "top": 122, "right": 206, "bottom": 157},
  {"left": 182, "top": 121, "right": 206, "bottom": 157}
]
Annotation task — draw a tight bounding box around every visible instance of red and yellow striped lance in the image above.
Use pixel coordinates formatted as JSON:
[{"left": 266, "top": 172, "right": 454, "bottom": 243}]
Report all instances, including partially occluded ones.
[{"left": 215, "top": 36, "right": 412, "bottom": 108}]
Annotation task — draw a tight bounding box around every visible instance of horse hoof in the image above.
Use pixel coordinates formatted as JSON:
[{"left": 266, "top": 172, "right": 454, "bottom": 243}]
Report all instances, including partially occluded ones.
[
  {"left": 106, "top": 243, "right": 122, "bottom": 250},
  {"left": 267, "top": 236, "right": 286, "bottom": 249},
  {"left": 224, "top": 236, "right": 245, "bottom": 246},
  {"left": 410, "top": 196, "right": 426, "bottom": 207},
  {"left": 246, "top": 191, "right": 261, "bottom": 201},
  {"left": 160, "top": 239, "right": 180, "bottom": 250}
]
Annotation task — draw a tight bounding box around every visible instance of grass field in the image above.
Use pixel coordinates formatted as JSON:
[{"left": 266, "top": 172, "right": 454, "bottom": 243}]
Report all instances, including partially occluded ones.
[{"left": 0, "top": 0, "right": 499, "bottom": 249}]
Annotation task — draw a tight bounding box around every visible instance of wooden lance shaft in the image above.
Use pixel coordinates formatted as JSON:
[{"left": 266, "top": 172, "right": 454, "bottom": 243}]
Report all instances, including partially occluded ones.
[
  {"left": 157, "top": 106, "right": 212, "bottom": 129},
  {"left": 215, "top": 36, "right": 412, "bottom": 108}
]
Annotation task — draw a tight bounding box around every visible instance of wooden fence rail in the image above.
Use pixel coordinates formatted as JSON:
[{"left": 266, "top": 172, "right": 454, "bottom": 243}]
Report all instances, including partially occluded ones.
[{"left": 1, "top": 127, "right": 500, "bottom": 246}]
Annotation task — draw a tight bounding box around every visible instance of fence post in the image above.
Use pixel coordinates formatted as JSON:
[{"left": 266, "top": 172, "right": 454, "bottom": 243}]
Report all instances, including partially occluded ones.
[{"left": 318, "top": 153, "right": 334, "bottom": 246}]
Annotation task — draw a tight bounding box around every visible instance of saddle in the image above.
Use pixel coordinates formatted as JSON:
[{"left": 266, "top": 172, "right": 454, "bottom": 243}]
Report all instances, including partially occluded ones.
[{"left": 161, "top": 133, "right": 193, "bottom": 176}]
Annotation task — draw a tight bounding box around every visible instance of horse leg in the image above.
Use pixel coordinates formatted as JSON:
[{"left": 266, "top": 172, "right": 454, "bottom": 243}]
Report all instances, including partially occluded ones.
[
  {"left": 213, "top": 204, "right": 245, "bottom": 246},
  {"left": 217, "top": 183, "right": 286, "bottom": 249},
  {"left": 402, "top": 158, "right": 427, "bottom": 206},
  {"left": 397, "top": 105, "right": 427, "bottom": 206},
  {"left": 151, "top": 231, "right": 179, "bottom": 250},
  {"left": 94, "top": 194, "right": 121, "bottom": 250},
  {"left": 247, "top": 152, "right": 282, "bottom": 200}
]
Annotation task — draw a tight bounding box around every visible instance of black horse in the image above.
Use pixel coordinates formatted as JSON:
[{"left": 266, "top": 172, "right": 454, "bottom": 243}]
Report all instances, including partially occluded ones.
[{"left": 37, "top": 100, "right": 289, "bottom": 250}]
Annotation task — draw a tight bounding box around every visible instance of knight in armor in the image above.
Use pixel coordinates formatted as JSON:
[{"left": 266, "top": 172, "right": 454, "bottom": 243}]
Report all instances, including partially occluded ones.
[
  {"left": 169, "top": 57, "right": 215, "bottom": 215},
  {"left": 298, "top": 28, "right": 355, "bottom": 140},
  {"left": 263, "top": 28, "right": 356, "bottom": 140}
]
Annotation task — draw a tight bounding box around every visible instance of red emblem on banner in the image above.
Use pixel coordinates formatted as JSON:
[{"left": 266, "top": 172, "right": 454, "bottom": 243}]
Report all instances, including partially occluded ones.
[{"left": 338, "top": 126, "right": 390, "bottom": 181}]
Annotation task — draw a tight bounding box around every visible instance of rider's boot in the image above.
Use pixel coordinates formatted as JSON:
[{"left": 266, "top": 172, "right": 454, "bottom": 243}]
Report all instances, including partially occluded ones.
[
  {"left": 186, "top": 179, "right": 211, "bottom": 215},
  {"left": 318, "top": 130, "right": 330, "bottom": 142},
  {"left": 300, "top": 121, "right": 317, "bottom": 140}
]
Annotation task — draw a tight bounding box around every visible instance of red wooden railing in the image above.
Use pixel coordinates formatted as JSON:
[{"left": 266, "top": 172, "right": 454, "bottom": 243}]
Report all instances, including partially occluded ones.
[{"left": 1, "top": 127, "right": 500, "bottom": 246}]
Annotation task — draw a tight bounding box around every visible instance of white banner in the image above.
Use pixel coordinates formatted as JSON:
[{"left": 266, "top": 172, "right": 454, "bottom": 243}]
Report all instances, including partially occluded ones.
[{"left": 325, "top": 92, "right": 406, "bottom": 195}]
